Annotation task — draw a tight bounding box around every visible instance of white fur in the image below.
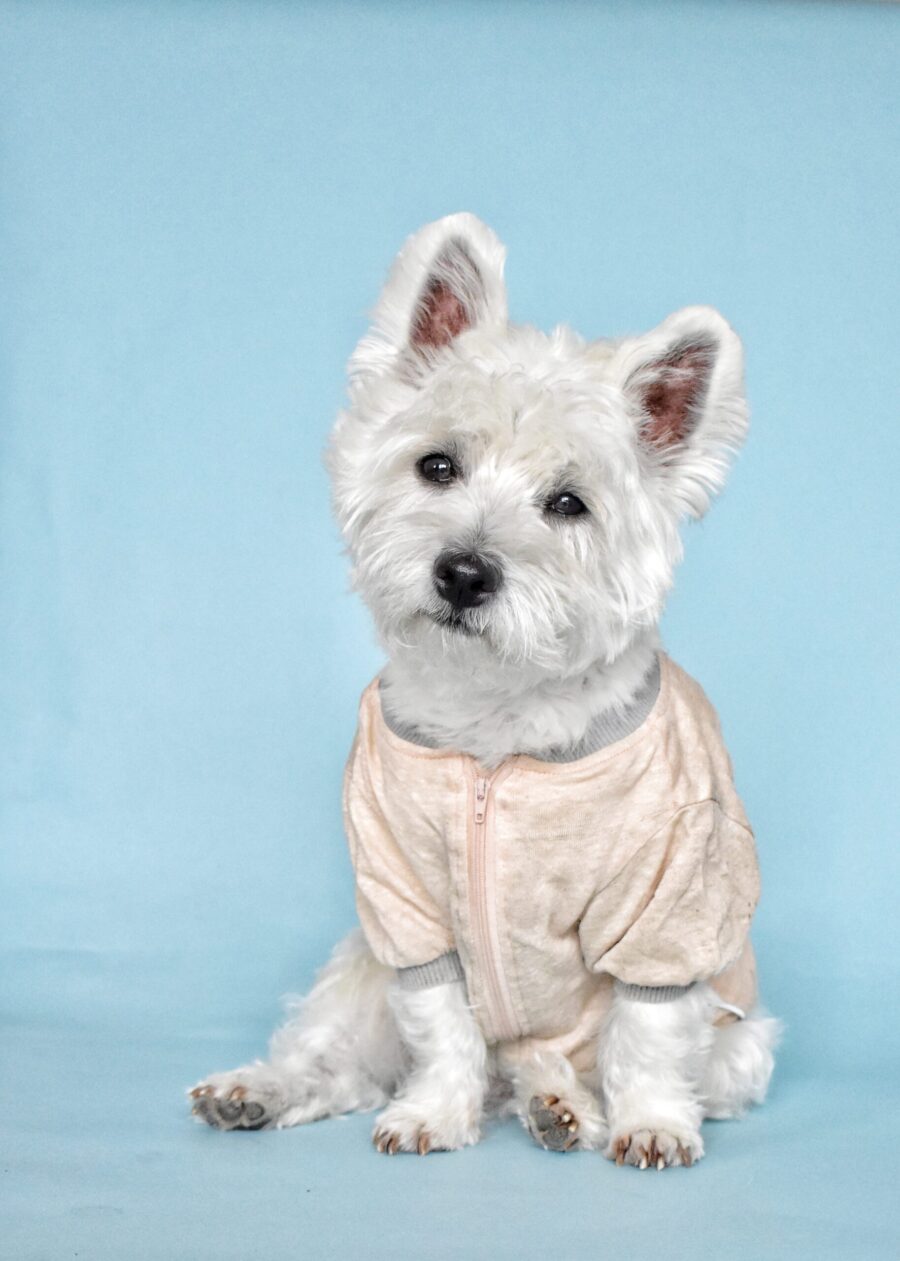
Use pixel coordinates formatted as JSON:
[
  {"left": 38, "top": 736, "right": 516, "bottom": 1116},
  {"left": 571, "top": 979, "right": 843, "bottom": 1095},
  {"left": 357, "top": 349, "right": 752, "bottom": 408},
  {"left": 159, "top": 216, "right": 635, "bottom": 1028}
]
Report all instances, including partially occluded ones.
[
  {"left": 329, "top": 218, "right": 746, "bottom": 764},
  {"left": 701, "top": 1006, "right": 783, "bottom": 1120},
  {"left": 599, "top": 985, "right": 713, "bottom": 1168},
  {"left": 189, "top": 929, "right": 398, "bottom": 1131},
  {"left": 190, "top": 214, "right": 777, "bottom": 1163},
  {"left": 372, "top": 983, "right": 488, "bottom": 1153}
]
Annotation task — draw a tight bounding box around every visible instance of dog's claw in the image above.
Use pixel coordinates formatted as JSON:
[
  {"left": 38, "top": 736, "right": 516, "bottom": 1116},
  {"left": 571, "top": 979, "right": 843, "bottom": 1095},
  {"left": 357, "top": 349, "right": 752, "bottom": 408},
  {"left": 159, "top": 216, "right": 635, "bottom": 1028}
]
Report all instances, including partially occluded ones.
[
  {"left": 610, "top": 1128, "right": 701, "bottom": 1169},
  {"left": 374, "top": 1126, "right": 431, "bottom": 1155}
]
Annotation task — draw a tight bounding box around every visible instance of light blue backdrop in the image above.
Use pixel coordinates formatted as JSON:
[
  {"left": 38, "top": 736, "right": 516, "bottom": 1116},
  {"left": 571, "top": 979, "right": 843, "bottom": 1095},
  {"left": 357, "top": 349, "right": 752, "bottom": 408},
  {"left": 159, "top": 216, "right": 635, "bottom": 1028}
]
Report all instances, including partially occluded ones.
[{"left": 2, "top": 2, "right": 897, "bottom": 1257}]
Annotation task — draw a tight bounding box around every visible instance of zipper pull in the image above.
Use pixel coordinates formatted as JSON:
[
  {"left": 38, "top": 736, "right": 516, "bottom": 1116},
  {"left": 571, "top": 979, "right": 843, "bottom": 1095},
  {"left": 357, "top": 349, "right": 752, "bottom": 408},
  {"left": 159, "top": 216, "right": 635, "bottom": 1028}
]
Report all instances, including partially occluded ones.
[{"left": 474, "top": 777, "right": 488, "bottom": 824}]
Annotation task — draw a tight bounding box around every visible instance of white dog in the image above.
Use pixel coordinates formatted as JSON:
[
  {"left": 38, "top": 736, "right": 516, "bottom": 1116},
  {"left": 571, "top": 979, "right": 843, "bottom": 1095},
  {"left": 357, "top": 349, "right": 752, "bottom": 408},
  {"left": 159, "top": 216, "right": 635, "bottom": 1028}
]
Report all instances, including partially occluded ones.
[{"left": 190, "top": 214, "right": 779, "bottom": 1168}]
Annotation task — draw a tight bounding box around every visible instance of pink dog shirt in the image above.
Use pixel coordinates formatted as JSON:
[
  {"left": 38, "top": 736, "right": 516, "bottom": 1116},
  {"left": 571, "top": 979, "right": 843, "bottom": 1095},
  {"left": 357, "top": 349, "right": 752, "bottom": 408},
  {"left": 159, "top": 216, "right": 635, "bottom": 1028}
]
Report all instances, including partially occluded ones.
[{"left": 343, "top": 654, "right": 760, "bottom": 1070}]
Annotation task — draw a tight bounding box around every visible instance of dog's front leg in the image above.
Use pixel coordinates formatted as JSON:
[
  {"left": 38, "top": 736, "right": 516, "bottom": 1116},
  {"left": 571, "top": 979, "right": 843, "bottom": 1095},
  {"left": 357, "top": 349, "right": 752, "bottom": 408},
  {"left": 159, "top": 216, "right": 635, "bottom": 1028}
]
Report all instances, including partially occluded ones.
[
  {"left": 372, "top": 980, "right": 487, "bottom": 1154},
  {"left": 599, "top": 985, "right": 713, "bottom": 1169}
]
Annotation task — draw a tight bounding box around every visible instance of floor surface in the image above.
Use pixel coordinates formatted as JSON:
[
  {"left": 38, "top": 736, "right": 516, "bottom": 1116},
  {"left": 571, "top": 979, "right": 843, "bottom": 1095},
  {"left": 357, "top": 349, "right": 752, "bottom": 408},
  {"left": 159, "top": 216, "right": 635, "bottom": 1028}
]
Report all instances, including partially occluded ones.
[{"left": 3, "top": 1022, "right": 897, "bottom": 1261}]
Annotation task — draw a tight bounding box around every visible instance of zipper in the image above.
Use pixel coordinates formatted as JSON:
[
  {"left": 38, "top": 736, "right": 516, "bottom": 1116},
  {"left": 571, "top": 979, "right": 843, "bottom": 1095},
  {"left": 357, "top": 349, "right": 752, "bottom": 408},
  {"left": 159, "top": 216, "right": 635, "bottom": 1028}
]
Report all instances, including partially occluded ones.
[
  {"left": 474, "top": 777, "right": 488, "bottom": 824},
  {"left": 468, "top": 766, "right": 520, "bottom": 1042}
]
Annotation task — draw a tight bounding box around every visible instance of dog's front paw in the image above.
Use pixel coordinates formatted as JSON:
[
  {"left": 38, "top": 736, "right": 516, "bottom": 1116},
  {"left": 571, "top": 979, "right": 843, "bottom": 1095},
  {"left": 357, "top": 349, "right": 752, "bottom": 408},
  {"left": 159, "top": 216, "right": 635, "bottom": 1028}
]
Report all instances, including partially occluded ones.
[
  {"left": 188, "top": 1066, "right": 284, "bottom": 1131},
  {"left": 607, "top": 1127, "right": 703, "bottom": 1170},
  {"left": 372, "top": 1097, "right": 480, "bottom": 1155}
]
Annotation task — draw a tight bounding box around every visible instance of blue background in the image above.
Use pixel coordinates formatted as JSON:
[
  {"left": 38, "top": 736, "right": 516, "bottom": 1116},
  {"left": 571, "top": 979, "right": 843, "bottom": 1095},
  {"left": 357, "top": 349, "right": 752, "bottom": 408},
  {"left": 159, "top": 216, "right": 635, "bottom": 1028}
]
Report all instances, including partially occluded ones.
[{"left": 2, "top": 2, "right": 898, "bottom": 1257}]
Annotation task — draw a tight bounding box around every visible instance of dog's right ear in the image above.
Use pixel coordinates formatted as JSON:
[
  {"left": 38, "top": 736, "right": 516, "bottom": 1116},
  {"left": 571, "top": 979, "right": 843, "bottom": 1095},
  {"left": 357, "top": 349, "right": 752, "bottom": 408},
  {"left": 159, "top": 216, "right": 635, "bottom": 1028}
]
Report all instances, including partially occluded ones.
[{"left": 349, "top": 213, "right": 508, "bottom": 380}]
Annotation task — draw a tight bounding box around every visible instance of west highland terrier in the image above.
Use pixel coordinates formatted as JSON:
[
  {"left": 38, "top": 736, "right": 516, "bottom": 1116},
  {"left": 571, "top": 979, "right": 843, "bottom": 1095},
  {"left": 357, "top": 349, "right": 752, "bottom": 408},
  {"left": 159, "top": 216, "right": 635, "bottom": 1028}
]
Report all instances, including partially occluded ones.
[{"left": 189, "top": 214, "right": 779, "bottom": 1167}]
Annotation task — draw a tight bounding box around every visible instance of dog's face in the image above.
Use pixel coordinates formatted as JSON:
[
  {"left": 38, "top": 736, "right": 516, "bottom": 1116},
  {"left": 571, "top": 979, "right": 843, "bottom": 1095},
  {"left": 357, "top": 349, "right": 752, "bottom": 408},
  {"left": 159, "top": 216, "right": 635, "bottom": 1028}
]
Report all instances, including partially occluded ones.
[{"left": 330, "top": 215, "right": 747, "bottom": 678}]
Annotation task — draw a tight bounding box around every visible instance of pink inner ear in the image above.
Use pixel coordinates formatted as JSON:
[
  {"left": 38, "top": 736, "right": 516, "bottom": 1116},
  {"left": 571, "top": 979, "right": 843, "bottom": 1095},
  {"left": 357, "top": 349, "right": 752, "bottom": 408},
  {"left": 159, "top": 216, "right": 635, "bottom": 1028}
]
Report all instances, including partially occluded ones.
[
  {"left": 640, "top": 341, "right": 714, "bottom": 448},
  {"left": 410, "top": 278, "right": 471, "bottom": 350}
]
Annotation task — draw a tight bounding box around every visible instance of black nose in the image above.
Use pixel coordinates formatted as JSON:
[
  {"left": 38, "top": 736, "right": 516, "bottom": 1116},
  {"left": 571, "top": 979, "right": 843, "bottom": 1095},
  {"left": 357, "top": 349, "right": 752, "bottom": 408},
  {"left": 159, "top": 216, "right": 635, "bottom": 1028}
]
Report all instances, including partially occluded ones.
[{"left": 433, "top": 551, "right": 502, "bottom": 612}]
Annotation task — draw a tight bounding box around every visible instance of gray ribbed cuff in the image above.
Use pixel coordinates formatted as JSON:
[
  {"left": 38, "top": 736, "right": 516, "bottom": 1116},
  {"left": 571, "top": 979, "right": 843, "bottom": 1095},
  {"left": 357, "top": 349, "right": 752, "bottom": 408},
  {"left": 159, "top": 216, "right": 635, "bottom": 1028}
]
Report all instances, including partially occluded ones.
[
  {"left": 615, "top": 981, "right": 695, "bottom": 1003},
  {"left": 396, "top": 951, "right": 466, "bottom": 990}
]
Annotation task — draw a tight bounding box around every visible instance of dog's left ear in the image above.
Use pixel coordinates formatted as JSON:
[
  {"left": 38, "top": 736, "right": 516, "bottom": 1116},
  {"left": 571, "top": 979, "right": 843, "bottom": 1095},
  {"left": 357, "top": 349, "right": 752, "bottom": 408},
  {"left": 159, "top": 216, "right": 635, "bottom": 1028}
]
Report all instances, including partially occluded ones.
[
  {"left": 350, "top": 213, "right": 508, "bottom": 380},
  {"left": 612, "top": 306, "right": 748, "bottom": 519}
]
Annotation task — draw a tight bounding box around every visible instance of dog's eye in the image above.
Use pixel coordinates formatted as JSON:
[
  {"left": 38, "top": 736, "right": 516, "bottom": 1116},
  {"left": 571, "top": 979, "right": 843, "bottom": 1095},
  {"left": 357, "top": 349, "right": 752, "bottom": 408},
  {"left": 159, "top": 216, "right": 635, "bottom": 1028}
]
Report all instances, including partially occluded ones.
[
  {"left": 547, "top": 491, "right": 588, "bottom": 517},
  {"left": 418, "top": 453, "right": 456, "bottom": 484}
]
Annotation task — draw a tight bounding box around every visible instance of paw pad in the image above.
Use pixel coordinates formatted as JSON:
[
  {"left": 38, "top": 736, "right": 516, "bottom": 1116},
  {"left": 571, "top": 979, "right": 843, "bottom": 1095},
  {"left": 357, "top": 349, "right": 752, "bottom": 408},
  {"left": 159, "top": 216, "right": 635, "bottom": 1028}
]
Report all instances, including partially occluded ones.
[
  {"left": 528, "top": 1095, "right": 579, "bottom": 1152},
  {"left": 189, "top": 1085, "right": 269, "bottom": 1131}
]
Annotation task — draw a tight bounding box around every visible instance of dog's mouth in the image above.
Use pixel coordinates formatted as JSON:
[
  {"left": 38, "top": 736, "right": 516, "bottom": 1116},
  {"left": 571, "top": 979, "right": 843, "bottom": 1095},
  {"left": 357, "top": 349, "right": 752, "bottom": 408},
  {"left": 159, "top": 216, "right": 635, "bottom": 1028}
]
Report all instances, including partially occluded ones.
[{"left": 424, "top": 609, "right": 481, "bottom": 637}]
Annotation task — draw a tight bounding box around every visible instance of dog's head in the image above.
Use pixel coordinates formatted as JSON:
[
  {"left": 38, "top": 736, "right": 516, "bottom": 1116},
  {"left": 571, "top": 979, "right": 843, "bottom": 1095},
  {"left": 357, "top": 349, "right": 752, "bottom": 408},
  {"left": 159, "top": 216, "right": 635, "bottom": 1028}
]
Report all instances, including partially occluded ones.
[{"left": 329, "top": 214, "right": 747, "bottom": 678}]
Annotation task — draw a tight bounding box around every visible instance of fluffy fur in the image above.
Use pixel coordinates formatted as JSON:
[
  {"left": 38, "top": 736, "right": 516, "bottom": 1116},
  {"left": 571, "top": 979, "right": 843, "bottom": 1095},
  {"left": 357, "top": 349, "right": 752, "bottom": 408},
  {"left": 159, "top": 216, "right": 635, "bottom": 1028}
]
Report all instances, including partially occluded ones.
[{"left": 189, "top": 213, "right": 779, "bottom": 1164}]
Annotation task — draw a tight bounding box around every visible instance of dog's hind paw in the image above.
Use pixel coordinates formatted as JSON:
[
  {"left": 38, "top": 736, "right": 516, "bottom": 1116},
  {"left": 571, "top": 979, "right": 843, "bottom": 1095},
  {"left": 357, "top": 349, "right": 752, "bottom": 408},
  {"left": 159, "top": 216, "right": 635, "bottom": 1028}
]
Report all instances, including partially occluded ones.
[
  {"left": 188, "top": 1067, "right": 284, "bottom": 1131},
  {"left": 527, "top": 1094, "right": 580, "bottom": 1152}
]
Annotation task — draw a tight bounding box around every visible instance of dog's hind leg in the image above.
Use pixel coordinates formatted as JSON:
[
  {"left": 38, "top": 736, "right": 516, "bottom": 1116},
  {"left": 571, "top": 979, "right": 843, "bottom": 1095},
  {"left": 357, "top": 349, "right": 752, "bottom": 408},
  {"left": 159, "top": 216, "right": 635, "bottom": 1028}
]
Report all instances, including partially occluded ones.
[
  {"left": 499, "top": 1045, "right": 607, "bottom": 1152},
  {"left": 189, "top": 929, "right": 402, "bottom": 1130},
  {"left": 700, "top": 1008, "right": 782, "bottom": 1119}
]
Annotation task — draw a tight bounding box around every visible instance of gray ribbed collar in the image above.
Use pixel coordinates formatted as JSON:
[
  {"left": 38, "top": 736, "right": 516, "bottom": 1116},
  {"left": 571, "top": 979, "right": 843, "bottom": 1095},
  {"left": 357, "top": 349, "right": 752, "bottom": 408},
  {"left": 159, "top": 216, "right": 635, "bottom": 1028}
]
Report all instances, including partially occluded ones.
[{"left": 380, "top": 655, "right": 661, "bottom": 763}]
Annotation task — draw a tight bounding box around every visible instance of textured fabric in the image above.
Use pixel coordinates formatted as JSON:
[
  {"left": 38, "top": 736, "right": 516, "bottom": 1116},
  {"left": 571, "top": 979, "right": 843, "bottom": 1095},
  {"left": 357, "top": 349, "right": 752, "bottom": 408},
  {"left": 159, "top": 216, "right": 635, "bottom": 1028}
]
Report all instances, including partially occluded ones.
[
  {"left": 615, "top": 981, "right": 695, "bottom": 1004},
  {"left": 396, "top": 950, "right": 466, "bottom": 990},
  {"left": 342, "top": 654, "right": 760, "bottom": 1067},
  {"left": 382, "top": 657, "right": 662, "bottom": 760}
]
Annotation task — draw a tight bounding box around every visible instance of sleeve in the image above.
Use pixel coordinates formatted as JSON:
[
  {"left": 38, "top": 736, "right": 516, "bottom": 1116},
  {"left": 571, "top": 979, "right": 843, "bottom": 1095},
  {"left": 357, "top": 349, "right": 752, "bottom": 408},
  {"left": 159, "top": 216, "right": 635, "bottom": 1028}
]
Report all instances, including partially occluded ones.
[
  {"left": 342, "top": 731, "right": 455, "bottom": 971},
  {"left": 578, "top": 799, "right": 760, "bottom": 990}
]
